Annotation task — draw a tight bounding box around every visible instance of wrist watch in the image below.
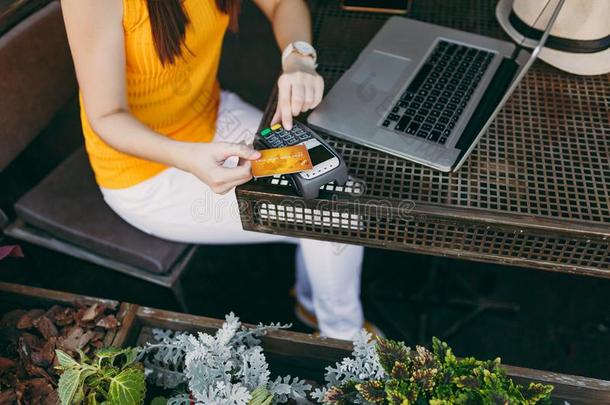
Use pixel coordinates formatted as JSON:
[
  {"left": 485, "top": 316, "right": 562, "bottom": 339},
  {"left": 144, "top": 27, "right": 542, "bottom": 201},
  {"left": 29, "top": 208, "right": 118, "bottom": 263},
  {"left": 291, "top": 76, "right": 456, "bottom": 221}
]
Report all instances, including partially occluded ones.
[{"left": 281, "top": 41, "right": 318, "bottom": 69}]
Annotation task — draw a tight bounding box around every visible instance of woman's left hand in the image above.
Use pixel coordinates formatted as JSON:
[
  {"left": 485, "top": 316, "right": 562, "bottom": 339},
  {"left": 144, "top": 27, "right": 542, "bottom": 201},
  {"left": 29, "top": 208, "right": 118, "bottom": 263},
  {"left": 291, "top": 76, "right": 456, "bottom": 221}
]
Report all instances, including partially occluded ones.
[{"left": 271, "top": 53, "right": 324, "bottom": 130}]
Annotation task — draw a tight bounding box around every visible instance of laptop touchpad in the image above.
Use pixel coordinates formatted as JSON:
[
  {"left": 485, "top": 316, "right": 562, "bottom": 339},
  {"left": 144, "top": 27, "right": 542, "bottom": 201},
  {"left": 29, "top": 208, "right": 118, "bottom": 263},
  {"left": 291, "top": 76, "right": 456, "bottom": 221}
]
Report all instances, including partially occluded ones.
[{"left": 351, "top": 50, "right": 411, "bottom": 93}]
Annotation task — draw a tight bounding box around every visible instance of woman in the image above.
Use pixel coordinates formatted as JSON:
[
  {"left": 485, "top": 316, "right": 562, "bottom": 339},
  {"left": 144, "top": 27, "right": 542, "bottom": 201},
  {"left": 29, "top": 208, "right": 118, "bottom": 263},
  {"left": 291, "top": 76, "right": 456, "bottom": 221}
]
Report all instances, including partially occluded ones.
[{"left": 61, "top": 0, "right": 377, "bottom": 340}]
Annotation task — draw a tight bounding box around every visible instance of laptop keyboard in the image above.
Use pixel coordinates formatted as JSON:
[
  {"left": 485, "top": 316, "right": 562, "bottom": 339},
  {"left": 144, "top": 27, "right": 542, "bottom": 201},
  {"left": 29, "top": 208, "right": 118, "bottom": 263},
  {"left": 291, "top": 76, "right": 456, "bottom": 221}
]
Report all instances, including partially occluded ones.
[{"left": 383, "top": 40, "right": 494, "bottom": 145}]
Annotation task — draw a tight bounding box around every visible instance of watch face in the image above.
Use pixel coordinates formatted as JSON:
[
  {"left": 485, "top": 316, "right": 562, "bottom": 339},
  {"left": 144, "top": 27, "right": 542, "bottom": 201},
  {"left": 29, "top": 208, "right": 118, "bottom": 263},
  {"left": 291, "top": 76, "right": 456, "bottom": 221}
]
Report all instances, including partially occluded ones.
[{"left": 294, "top": 41, "right": 315, "bottom": 55}]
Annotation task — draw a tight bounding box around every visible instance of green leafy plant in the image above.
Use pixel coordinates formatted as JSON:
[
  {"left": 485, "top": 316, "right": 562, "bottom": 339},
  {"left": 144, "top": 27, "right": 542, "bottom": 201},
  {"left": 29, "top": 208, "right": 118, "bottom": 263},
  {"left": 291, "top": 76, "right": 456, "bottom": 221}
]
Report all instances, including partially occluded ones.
[
  {"left": 55, "top": 347, "right": 146, "bottom": 405},
  {"left": 313, "top": 333, "right": 553, "bottom": 405}
]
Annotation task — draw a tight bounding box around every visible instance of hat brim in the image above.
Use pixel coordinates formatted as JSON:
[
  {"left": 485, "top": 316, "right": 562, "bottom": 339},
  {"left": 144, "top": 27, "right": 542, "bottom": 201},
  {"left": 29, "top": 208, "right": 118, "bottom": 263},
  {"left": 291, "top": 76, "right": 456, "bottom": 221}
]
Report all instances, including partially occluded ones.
[{"left": 496, "top": 0, "right": 610, "bottom": 76}]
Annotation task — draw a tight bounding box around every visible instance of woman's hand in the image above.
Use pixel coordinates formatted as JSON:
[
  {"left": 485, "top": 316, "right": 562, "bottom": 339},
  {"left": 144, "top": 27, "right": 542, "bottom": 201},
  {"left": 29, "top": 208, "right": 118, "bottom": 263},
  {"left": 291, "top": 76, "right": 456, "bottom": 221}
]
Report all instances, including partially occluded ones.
[
  {"left": 271, "top": 53, "right": 324, "bottom": 130},
  {"left": 176, "top": 142, "right": 261, "bottom": 195}
]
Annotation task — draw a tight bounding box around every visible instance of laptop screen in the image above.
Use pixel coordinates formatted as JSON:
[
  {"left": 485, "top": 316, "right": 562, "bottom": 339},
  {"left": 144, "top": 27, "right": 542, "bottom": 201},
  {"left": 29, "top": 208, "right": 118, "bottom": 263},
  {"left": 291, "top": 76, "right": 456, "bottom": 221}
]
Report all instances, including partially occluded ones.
[
  {"left": 505, "top": 0, "right": 565, "bottom": 85},
  {"left": 453, "top": 0, "right": 565, "bottom": 170}
]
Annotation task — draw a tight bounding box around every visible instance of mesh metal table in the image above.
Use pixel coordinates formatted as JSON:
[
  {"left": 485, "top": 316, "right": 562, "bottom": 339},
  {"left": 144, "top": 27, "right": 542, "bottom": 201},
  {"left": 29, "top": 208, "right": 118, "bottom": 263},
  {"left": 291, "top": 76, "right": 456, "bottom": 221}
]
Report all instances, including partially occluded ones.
[{"left": 236, "top": 0, "right": 610, "bottom": 278}]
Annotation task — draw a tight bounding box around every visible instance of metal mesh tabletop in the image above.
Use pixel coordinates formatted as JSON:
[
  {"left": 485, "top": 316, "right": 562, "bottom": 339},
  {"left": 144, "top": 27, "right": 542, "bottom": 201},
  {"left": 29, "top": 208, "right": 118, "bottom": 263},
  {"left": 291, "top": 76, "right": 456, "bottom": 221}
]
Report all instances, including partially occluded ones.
[{"left": 237, "top": 0, "right": 610, "bottom": 277}]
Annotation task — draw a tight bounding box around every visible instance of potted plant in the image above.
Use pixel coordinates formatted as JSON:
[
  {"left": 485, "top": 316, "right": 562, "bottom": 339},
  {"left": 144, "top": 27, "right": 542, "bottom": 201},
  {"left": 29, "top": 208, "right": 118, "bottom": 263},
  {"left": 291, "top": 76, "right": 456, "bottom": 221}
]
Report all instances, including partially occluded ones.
[
  {"left": 0, "top": 299, "right": 123, "bottom": 404},
  {"left": 140, "top": 313, "right": 311, "bottom": 404},
  {"left": 52, "top": 314, "right": 557, "bottom": 405},
  {"left": 55, "top": 347, "right": 146, "bottom": 405},
  {"left": 312, "top": 332, "right": 554, "bottom": 405}
]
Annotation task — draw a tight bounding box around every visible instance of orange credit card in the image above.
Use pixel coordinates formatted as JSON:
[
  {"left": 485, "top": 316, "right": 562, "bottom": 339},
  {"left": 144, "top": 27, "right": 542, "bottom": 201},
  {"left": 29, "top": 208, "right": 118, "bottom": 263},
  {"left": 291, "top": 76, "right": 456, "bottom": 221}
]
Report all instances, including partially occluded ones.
[{"left": 251, "top": 145, "right": 313, "bottom": 178}]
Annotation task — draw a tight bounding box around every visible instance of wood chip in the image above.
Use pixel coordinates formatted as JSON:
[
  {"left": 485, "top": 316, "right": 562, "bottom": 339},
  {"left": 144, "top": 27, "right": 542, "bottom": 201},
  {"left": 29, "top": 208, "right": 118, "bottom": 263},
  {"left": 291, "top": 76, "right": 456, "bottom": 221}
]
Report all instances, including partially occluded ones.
[
  {"left": 32, "top": 316, "right": 59, "bottom": 340},
  {"left": 0, "top": 356, "right": 15, "bottom": 372},
  {"left": 16, "top": 309, "right": 45, "bottom": 330},
  {"left": 95, "top": 315, "right": 118, "bottom": 330},
  {"left": 80, "top": 303, "right": 103, "bottom": 323},
  {"left": 0, "top": 389, "right": 16, "bottom": 404},
  {"left": 30, "top": 339, "right": 56, "bottom": 369}
]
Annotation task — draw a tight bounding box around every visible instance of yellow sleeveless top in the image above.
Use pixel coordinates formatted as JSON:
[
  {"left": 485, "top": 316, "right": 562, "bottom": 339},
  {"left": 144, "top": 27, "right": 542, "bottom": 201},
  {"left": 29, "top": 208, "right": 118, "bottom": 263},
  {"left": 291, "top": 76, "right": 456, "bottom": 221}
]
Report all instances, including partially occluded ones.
[{"left": 80, "top": 0, "right": 229, "bottom": 189}]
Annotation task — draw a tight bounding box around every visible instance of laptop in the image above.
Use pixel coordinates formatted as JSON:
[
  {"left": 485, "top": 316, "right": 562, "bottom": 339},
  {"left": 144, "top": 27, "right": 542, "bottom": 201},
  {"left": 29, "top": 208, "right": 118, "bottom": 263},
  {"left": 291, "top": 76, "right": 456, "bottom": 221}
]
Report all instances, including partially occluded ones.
[{"left": 308, "top": 0, "right": 564, "bottom": 172}]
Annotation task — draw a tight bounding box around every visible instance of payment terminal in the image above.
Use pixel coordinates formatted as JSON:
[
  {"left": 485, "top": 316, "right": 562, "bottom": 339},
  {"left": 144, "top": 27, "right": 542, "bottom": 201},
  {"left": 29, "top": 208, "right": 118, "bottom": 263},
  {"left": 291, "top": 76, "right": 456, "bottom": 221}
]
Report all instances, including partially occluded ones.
[{"left": 258, "top": 121, "right": 348, "bottom": 199}]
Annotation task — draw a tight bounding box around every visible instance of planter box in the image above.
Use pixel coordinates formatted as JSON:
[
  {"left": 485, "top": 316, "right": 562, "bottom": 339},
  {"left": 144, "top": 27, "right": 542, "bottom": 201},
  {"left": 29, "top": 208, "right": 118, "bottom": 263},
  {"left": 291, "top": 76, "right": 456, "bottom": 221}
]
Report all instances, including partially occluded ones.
[
  {"left": 2, "top": 282, "right": 608, "bottom": 404},
  {"left": 129, "top": 306, "right": 610, "bottom": 405},
  {"left": 0, "top": 281, "right": 135, "bottom": 348}
]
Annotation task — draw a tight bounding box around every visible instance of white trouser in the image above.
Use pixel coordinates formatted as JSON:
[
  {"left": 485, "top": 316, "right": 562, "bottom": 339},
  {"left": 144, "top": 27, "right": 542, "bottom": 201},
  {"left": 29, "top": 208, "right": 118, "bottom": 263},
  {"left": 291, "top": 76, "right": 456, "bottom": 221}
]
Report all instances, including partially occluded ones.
[{"left": 101, "top": 91, "right": 364, "bottom": 340}]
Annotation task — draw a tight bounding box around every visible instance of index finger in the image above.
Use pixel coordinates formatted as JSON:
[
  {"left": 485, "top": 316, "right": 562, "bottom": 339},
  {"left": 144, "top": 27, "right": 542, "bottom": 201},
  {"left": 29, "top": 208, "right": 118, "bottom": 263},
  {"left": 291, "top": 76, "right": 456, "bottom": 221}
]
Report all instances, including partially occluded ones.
[
  {"left": 271, "top": 109, "right": 281, "bottom": 126},
  {"left": 277, "top": 78, "right": 293, "bottom": 130}
]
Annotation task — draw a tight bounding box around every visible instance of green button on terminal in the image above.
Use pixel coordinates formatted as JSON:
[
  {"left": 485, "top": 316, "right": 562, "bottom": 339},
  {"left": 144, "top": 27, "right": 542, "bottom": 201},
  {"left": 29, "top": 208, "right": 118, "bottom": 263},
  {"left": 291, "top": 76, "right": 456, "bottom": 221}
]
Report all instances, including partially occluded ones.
[{"left": 261, "top": 128, "right": 271, "bottom": 136}]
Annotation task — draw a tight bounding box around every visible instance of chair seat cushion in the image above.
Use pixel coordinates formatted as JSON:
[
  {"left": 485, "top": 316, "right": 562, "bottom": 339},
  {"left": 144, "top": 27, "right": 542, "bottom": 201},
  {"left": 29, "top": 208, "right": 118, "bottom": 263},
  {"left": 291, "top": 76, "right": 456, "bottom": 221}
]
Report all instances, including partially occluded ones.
[{"left": 14, "top": 147, "right": 189, "bottom": 274}]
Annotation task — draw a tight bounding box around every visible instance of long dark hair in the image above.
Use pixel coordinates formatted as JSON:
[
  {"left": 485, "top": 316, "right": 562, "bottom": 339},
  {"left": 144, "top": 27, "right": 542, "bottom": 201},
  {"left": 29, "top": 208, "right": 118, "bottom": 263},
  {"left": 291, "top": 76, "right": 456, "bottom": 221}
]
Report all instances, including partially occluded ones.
[{"left": 146, "top": 0, "right": 241, "bottom": 65}]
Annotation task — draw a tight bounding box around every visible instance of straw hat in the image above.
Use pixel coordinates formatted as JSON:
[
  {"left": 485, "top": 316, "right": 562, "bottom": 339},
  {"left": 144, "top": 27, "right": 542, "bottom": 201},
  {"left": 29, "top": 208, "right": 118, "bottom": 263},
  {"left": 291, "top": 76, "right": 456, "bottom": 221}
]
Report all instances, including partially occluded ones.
[{"left": 496, "top": 0, "right": 610, "bottom": 76}]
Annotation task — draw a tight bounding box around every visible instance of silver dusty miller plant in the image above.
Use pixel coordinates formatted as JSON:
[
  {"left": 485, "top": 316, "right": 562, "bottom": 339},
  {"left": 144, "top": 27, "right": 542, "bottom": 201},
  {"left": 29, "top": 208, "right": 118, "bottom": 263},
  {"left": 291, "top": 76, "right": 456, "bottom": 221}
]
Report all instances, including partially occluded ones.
[
  {"left": 311, "top": 330, "right": 385, "bottom": 404},
  {"left": 139, "top": 313, "right": 311, "bottom": 404}
]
